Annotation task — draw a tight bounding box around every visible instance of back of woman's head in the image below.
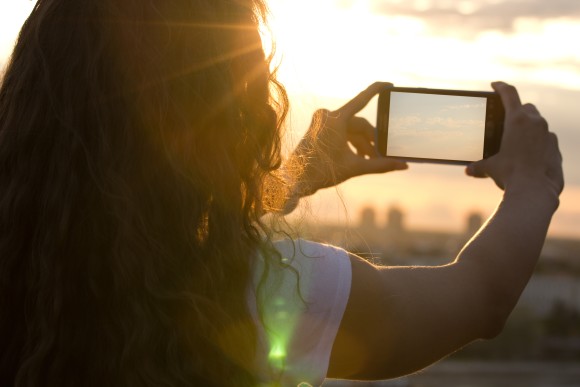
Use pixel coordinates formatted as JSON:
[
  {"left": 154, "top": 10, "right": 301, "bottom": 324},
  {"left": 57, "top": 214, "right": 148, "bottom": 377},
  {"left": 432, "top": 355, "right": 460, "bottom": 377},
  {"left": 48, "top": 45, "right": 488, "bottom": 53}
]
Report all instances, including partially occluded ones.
[{"left": 0, "top": 0, "right": 287, "bottom": 386}]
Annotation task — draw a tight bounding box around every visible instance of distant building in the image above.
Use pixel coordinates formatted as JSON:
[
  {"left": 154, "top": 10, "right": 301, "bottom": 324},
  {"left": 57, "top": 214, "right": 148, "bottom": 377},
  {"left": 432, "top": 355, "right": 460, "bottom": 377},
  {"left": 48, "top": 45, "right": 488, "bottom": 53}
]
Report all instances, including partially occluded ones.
[
  {"left": 519, "top": 274, "right": 580, "bottom": 317},
  {"left": 386, "top": 206, "right": 405, "bottom": 234},
  {"left": 294, "top": 207, "right": 580, "bottom": 318},
  {"left": 465, "top": 211, "right": 484, "bottom": 236},
  {"left": 360, "top": 207, "right": 377, "bottom": 230}
]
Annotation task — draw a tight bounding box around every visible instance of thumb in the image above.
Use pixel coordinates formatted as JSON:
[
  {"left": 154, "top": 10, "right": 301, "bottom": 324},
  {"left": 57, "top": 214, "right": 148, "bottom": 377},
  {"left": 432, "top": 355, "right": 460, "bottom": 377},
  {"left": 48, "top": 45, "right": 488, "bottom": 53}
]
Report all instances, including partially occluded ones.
[{"left": 466, "top": 158, "right": 491, "bottom": 178}]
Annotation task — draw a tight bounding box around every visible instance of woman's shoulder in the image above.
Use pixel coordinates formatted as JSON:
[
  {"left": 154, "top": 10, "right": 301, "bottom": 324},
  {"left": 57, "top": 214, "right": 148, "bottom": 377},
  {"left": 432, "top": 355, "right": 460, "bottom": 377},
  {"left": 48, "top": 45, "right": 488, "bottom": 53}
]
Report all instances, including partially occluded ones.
[
  {"left": 257, "top": 237, "right": 351, "bottom": 310},
  {"left": 271, "top": 238, "right": 349, "bottom": 266},
  {"left": 251, "top": 239, "right": 353, "bottom": 386}
]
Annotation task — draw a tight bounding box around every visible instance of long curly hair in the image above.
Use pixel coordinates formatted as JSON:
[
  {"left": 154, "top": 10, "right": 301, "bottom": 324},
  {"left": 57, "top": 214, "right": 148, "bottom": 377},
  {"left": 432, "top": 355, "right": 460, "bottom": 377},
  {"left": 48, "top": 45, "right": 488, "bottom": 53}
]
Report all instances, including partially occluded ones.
[{"left": 0, "top": 0, "right": 288, "bottom": 386}]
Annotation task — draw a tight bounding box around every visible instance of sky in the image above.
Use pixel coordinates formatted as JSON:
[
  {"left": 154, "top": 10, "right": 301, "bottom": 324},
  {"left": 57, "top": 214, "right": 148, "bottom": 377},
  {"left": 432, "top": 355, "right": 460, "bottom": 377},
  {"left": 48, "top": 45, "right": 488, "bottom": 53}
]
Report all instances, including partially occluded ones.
[
  {"left": 263, "top": 0, "right": 580, "bottom": 238},
  {"left": 1, "top": 0, "right": 579, "bottom": 237},
  {"left": 386, "top": 93, "right": 486, "bottom": 161}
]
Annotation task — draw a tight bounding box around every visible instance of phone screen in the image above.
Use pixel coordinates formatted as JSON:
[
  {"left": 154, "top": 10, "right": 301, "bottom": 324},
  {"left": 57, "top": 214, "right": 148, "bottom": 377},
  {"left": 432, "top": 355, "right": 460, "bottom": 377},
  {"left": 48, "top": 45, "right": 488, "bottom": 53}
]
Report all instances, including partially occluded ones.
[{"left": 386, "top": 92, "right": 488, "bottom": 162}]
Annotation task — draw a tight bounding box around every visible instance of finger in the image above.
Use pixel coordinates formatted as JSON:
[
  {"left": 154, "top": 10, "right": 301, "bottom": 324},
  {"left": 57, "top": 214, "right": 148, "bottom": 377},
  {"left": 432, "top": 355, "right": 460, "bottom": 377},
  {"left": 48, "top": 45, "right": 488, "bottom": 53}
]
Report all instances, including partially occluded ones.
[
  {"left": 348, "top": 117, "right": 376, "bottom": 145},
  {"left": 347, "top": 117, "right": 378, "bottom": 156},
  {"left": 349, "top": 135, "right": 376, "bottom": 157},
  {"left": 548, "top": 133, "right": 565, "bottom": 190},
  {"left": 356, "top": 157, "right": 408, "bottom": 175},
  {"left": 550, "top": 132, "right": 563, "bottom": 163},
  {"left": 466, "top": 159, "right": 506, "bottom": 190},
  {"left": 492, "top": 81, "right": 522, "bottom": 113},
  {"left": 465, "top": 159, "right": 490, "bottom": 179},
  {"left": 337, "top": 82, "right": 393, "bottom": 117},
  {"left": 522, "top": 103, "right": 541, "bottom": 116},
  {"left": 348, "top": 116, "right": 376, "bottom": 140}
]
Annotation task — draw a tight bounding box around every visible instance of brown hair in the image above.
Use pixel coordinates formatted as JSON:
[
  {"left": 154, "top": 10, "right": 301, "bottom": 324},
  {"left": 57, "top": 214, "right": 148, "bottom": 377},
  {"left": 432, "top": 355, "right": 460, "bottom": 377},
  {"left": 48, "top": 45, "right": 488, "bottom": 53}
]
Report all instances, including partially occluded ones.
[{"left": 0, "top": 0, "right": 287, "bottom": 385}]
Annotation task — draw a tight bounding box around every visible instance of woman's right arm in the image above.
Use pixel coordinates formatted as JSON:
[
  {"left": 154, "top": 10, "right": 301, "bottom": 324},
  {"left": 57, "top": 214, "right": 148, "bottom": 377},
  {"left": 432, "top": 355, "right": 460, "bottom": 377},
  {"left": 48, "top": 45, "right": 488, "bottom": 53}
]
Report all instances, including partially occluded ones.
[
  {"left": 327, "top": 82, "right": 564, "bottom": 380},
  {"left": 274, "top": 82, "right": 407, "bottom": 214}
]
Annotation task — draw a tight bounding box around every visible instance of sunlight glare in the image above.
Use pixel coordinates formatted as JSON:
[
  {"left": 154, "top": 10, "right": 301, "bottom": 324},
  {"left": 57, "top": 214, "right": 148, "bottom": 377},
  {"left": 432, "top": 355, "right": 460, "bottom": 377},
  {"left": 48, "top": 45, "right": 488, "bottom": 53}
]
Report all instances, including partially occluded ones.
[
  {"left": 266, "top": 0, "right": 580, "bottom": 94},
  {"left": 412, "top": 0, "right": 433, "bottom": 12},
  {"left": 267, "top": 0, "right": 429, "bottom": 97},
  {"left": 0, "top": 2, "right": 35, "bottom": 64}
]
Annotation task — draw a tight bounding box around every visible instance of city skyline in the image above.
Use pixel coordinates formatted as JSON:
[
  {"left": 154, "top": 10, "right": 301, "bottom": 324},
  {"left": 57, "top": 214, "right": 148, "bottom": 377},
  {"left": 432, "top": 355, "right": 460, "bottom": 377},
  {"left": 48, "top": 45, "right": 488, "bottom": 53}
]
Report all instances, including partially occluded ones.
[{"left": 296, "top": 204, "right": 580, "bottom": 319}]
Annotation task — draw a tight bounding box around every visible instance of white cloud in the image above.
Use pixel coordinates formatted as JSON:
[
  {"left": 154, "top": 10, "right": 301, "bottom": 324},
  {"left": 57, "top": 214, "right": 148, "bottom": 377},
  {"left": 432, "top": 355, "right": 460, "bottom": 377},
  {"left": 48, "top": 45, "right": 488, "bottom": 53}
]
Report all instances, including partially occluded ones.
[
  {"left": 370, "top": 0, "right": 580, "bottom": 37},
  {"left": 425, "top": 117, "right": 482, "bottom": 130}
]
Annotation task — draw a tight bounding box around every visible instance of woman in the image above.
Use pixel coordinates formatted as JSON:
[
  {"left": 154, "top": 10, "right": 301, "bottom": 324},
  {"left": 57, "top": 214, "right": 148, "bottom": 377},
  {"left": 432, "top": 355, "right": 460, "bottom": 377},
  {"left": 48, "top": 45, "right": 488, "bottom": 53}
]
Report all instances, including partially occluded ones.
[{"left": 0, "top": 0, "right": 563, "bottom": 386}]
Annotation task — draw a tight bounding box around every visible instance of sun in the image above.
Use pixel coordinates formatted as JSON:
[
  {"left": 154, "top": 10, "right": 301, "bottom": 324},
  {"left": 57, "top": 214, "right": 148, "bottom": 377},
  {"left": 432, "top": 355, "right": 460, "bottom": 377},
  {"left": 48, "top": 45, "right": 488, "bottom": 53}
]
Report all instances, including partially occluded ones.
[
  {"left": 262, "top": 0, "right": 462, "bottom": 99},
  {"left": 264, "top": 0, "right": 391, "bottom": 98}
]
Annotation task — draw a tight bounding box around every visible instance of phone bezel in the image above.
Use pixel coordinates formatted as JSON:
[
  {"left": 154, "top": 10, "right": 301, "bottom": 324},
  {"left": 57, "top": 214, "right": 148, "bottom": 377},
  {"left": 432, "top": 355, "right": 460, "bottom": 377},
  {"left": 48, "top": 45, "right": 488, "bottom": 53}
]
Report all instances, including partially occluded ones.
[{"left": 376, "top": 87, "right": 505, "bottom": 165}]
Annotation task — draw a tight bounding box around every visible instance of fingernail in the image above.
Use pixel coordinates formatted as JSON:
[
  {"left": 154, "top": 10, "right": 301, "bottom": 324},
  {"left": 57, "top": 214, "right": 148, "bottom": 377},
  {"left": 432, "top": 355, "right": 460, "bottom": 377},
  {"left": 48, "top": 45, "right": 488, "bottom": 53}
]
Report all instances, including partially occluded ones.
[{"left": 466, "top": 165, "right": 474, "bottom": 175}]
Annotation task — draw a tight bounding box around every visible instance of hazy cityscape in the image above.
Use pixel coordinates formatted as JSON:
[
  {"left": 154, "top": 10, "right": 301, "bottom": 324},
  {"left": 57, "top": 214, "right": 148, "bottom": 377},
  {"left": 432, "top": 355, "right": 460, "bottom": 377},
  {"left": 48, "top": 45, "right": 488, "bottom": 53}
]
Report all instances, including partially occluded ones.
[{"left": 284, "top": 205, "right": 580, "bottom": 387}]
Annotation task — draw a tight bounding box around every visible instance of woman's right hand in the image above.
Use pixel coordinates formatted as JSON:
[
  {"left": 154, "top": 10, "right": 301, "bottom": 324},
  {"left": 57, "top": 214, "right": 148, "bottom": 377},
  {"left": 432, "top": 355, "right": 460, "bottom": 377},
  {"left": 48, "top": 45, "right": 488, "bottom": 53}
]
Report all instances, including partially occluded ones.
[
  {"left": 466, "top": 81, "right": 564, "bottom": 201},
  {"left": 287, "top": 82, "right": 407, "bottom": 198}
]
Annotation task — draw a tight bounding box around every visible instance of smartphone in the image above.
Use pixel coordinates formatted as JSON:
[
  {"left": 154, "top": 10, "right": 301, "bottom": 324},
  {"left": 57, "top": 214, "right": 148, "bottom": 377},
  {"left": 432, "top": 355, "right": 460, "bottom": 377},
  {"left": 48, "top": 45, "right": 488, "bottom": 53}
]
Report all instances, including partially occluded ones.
[{"left": 376, "top": 87, "right": 505, "bottom": 165}]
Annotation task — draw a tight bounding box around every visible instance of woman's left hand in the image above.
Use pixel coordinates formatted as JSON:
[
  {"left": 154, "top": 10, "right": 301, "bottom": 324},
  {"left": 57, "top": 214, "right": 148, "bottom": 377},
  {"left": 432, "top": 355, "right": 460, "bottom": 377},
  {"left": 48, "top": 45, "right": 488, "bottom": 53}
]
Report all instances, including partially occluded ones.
[{"left": 288, "top": 82, "right": 408, "bottom": 198}]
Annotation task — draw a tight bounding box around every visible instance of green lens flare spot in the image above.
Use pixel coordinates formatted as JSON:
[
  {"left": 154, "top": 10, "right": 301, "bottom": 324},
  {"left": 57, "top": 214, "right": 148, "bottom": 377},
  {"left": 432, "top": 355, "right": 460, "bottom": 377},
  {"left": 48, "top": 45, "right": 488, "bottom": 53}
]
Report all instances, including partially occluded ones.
[{"left": 268, "top": 343, "right": 286, "bottom": 360}]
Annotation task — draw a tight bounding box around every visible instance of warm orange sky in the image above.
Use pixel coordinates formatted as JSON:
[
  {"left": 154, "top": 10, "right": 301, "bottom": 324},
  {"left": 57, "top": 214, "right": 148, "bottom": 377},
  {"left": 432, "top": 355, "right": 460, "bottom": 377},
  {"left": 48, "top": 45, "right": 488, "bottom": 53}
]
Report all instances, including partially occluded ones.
[
  {"left": 1, "top": 0, "right": 579, "bottom": 237},
  {"left": 264, "top": 0, "right": 580, "bottom": 238}
]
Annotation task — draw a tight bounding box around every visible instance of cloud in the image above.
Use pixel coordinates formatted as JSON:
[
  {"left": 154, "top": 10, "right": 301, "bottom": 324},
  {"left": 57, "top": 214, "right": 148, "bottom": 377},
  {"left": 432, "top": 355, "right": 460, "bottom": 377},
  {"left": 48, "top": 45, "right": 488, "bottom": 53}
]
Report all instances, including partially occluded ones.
[
  {"left": 393, "top": 115, "right": 423, "bottom": 127},
  {"left": 425, "top": 117, "right": 482, "bottom": 130},
  {"left": 501, "top": 57, "right": 580, "bottom": 71},
  {"left": 370, "top": 0, "right": 580, "bottom": 38},
  {"left": 442, "top": 103, "right": 487, "bottom": 111},
  {"left": 391, "top": 114, "right": 483, "bottom": 134}
]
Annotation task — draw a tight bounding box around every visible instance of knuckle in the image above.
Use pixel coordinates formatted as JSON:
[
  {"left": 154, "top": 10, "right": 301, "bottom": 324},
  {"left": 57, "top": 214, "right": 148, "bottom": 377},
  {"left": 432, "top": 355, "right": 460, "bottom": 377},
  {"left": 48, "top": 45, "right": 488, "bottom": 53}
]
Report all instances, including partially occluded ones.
[
  {"left": 522, "top": 103, "right": 538, "bottom": 114},
  {"left": 535, "top": 116, "right": 549, "bottom": 130},
  {"left": 309, "top": 109, "right": 331, "bottom": 133},
  {"left": 499, "top": 83, "right": 517, "bottom": 96},
  {"left": 510, "top": 109, "right": 548, "bottom": 130},
  {"left": 506, "top": 84, "right": 517, "bottom": 94},
  {"left": 314, "top": 108, "right": 330, "bottom": 117},
  {"left": 312, "top": 109, "right": 331, "bottom": 125},
  {"left": 549, "top": 133, "right": 563, "bottom": 157}
]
